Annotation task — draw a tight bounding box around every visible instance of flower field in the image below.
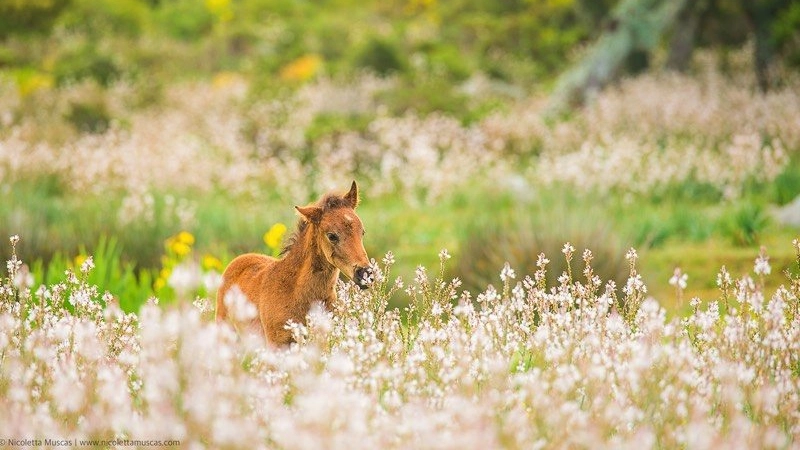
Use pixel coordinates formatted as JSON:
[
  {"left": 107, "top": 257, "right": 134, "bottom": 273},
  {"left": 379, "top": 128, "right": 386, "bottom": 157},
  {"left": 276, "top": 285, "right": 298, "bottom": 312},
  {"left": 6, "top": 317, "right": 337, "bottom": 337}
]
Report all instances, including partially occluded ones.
[
  {"left": 3, "top": 40, "right": 800, "bottom": 449},
  {"left": 3, "top": 66, "right": 797, "bottom": 205},
  {"left": 2, "top": 236, "right": 799, "bottom": 448},
  {"left": 3, "top": 0, "right": 800, "bottom": 445}
]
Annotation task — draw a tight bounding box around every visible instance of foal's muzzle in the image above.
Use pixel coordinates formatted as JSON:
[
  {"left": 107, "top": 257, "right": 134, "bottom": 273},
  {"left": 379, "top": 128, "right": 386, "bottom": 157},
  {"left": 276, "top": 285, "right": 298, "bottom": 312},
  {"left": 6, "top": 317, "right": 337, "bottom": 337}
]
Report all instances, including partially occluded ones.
[{"left": 354, "top": 266, "right": 373, "bottom": 290}]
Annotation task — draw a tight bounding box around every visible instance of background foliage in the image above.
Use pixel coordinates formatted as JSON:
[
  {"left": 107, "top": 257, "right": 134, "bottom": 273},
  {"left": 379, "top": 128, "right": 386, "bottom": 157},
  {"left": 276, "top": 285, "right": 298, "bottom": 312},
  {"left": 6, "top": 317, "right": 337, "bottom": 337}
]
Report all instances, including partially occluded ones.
[{"left": 1, "top": 0, "right": 799, "bottom": 314}]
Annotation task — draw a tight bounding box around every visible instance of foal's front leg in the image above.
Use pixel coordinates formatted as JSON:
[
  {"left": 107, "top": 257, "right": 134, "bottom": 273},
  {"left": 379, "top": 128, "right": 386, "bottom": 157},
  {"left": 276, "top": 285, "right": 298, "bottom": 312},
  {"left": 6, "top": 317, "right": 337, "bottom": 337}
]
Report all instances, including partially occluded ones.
[
  {"left": 322, "top": 292, "right": 338, "bottom": 313},
  {"left": 261, "top": 311, "right": 295, "bottom": 347}
]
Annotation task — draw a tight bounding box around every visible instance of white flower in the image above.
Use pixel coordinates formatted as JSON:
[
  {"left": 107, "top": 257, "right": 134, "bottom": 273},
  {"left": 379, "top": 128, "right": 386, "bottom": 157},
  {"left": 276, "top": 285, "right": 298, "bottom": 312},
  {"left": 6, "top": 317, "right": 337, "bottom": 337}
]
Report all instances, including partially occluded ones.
[
  {"left": 625, "top": 248, "right": 638, "bottom": 264},
  {"left": 223, "top": 285, "right": 258, "bottom": 322},
  {"left": 716, "top": 266, "right": 732, "bottom": 288},
  {"left": 203, "top": 271, "right": 223, "bottom": 293},
  {"left": 80, "top": 255, "right": 95, "bottom": 274},
  {"left": 192, "top": 297, "right": 212, "bottom": 314},
  {"left": 307, "top": 301, "right": 332, "bottom": 335},
  {"left": 6, "top": 254, "right": 21, "bottom": 276},
  {"left": 382, "top": 251, "right": 395, "bottom": 266},
  {"left": 754, "top": 248, "right": 771, "bottom": 276},
  {"left": 669, "top": 268, "right": 688, "bottom": 290},
  {"left": 168, "top": 261, "right": 202, "bottom": 295},
  {"left": 414, "top": 266, "right": 428, "bottom": 285},
  {"left": 52, "top": 372, "right": 85, "bottom": 414},
  {"left": 500, "top": 262, "right": 516, "bottom": 282},
  {"left": 12, "top": 264, "right": 34, "bottom": 290},
  {"left": 536, "top": 253, "right": 550, "bottom": 268},
  {"left": 623, "top": 274, "right": 647, "bottom": 296}
]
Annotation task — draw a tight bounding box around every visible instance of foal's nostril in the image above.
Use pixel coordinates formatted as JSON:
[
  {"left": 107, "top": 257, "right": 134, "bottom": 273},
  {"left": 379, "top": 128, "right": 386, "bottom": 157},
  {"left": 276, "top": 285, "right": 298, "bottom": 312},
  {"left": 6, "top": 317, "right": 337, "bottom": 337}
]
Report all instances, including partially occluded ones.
[{"left": 354, "top": 266, "right": 372, "bottom": 289}]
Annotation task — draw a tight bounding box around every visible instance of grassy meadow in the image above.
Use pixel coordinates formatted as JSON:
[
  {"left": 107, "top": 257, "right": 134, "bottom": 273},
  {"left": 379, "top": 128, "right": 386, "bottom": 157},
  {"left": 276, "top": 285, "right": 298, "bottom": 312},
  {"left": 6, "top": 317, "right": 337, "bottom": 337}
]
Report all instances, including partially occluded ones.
[{"left": 2, "top": 0, "right": 800, "bottom": 447}]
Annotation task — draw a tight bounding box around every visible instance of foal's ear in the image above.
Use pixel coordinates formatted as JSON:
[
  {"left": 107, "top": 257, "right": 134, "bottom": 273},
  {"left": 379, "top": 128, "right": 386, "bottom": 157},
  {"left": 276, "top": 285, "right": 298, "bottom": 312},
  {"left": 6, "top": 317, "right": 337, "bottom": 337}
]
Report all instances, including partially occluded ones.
[
  {"left": 344, "top": 180, "right": 360, "bottom": 209},
  {"left": 295, "top": 205, "right": 323, "bottom": 224}
]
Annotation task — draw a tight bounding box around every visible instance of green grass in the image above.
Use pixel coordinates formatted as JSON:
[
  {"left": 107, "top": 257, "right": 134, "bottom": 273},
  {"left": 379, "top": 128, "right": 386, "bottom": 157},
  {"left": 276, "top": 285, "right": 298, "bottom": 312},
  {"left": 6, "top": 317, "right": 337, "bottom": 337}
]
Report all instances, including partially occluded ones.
[
  {"left": 6, "top": 173, "right": 800, "bottom": 315},
  {"left": 30, "top": 236, "right": 154, "bottom": 312},
  {"left": 640, "top": 232, "right": 799, "bottom": 316}
]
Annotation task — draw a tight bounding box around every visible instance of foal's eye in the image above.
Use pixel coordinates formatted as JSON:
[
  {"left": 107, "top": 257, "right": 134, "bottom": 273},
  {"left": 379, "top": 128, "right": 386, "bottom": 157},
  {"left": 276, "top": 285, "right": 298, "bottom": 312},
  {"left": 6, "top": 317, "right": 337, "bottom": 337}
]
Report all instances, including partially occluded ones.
[{"left": 326, "top": 232, "right": 339, "bottom": 243}]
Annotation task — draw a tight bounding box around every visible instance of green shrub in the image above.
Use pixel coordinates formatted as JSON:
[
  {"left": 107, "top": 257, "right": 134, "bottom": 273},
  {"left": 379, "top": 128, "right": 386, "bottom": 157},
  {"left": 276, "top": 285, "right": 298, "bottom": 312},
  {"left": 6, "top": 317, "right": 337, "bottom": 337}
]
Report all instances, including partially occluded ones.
[
  {"left": 619, "top": 200, "right": 717, "bottom": 249},
  {"left": 154, "top": 0, "right": 214, "bottom": 40},
  {"left": 378, "top": 76, "right": 470, "bottom": 118},
  {"left": 720, "top": 202, "right": 770, "bottom": 247},
  {"left": 453, "top": 210, "right": 630, "bottom": 295},
  {"left": 353, "top": 37, "right": 407, "bottom": 76},
  {"left": 427, "top": 44, "right": 473, "bottom": 81},
  {"left": 32, "top": 236, "right": 155, "bottom": 312},
  {"left": 0, "top": 0, "right": 70, "bottom": 37},
  {"left": 52, "top": 45, "right": 122, "bottom": 87},
  {"left": 305, "top": 113, "right": 373, "bottom": 143},
  {"left": 0, "top": 177, "right": 116, "bottom": 267},
  {"left": 770, "top": 163, "right": 800, "bottom": 205},
  {"left": 626, "top": 213, "right": 673, "bottom": 249},
  {"left": 65, "top": 100, "right": 112, "bottom": 134},
  {"left": 57, "top": 0, "right": 149, "bottom": 38},
  {"left": 648, "top": 180, "right": 723, "bottom": 204},
  {"left": 665, "top": 205, "right": 715, "bottom": 242}
]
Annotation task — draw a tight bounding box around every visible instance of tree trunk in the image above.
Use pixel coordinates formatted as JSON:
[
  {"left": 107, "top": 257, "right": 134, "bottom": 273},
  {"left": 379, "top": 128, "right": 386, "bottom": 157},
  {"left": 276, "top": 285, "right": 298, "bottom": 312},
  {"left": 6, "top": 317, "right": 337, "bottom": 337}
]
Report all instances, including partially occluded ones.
[
  {"left": 665, "top": 0, "right": 711, "bottom": 71},
  {"left": 753, "top": 23, "right": 773, "bottom": 92},
  {"left": 550, "top": 0, "right": 687, "bottom": 111},
  {"left": 741, "top": 0, "right": 789, "bottom": 92}
]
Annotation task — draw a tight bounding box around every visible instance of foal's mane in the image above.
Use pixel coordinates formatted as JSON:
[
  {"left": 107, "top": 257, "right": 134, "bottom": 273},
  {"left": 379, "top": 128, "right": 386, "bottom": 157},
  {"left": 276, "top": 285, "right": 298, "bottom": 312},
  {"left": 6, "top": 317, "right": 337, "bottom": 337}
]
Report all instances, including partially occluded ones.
[{"left": 280, "top": 193, "right": 351, "bottom": 256}]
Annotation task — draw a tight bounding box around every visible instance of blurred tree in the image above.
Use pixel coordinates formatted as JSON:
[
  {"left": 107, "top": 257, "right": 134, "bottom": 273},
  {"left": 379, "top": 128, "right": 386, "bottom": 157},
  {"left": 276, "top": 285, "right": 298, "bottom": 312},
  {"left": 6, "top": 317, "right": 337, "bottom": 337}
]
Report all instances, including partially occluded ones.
[
  {"left": 740, "top": 0, "right": 793, "bottom": 92},
  {"left": 668, "top": 0, "right": 798, "bottom": 91},
  {"left": 155, "top": 0, "right": 214, "bottom": 40},
  {"left": 666, "top": 0, "right": 713, "bottom": 71},
  {"left": 57, "top": 0, "right": 149, "bottom": 38},
  {"left": 550, "top": 0, "right": 685, "bottom": 108},
  {"left": 412, "top": 0, "right": 620, "bottom": 79},
  {"left": 772, "top": 2, "right": 800, "bottom": 68},
  {"left": 0, "top": 0, "right": 72, "bottom": 38},
  {"left": 553, "top": 0, "right": 799, "bottom": 109}
]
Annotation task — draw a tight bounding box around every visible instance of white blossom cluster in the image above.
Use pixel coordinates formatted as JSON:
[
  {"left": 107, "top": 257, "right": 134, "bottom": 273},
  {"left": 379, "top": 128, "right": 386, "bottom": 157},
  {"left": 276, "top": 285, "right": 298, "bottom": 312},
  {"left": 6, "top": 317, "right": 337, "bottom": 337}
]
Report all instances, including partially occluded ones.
[
  {"left": 1, "top": 241, "right": 798, "bottom": 449},
  {"left": 2, "top": 63, "right": 797, "bottom": 219}
]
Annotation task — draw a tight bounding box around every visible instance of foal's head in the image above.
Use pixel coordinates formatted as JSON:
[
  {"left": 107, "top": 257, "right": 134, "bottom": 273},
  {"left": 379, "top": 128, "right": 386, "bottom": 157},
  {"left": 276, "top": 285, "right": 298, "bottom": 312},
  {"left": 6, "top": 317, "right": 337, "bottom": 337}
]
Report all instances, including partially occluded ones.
[{"left": 295, "top": 181, "right": 372, "bottom": 289}]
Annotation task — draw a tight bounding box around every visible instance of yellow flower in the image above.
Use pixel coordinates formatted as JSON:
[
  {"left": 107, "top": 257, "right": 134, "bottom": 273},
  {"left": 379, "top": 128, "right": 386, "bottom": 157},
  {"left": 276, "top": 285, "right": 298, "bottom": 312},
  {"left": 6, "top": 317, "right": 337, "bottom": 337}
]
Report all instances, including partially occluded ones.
[
  {"left": 279, "top": 54, "right": 322, "bottom": 82},
  {"left": 171, "top": 241, "right": 191, "bottom": 257},
  {"left": 160, "top": 267, "right": 172, "bottom": 280},
  {"left": 16, "top": 70, "right": 53, "bottom": 97},
  {"left": 205, "top": 0, "right": 233, "bottom": 22},
  {"left": 154, "top": 277, "right": 166, "bottom": 291},
  {"left": 202, "top": 254, "right": 223, "bottom": 272},
  {"left": 212, "top": 71, "right": 242, "bottom": 90},
  {"left": 177, "top": 231, "right": 195, "bottom": 246},
  {"left": 165, "top": 231, "right": 194, "bottom": 258},
  {"left": 74, "top": 254, "right": 87, "bottom": 269},
  {"left": 264, "top": 223, "right": 288, "bottom": 249}
]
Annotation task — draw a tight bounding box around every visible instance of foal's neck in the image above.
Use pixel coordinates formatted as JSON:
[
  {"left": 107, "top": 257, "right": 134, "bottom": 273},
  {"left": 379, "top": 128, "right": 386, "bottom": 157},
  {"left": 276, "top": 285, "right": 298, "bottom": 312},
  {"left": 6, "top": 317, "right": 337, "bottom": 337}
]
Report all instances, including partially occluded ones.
[{"left": 281, "top": 226, "right": 338, "bottom": 291}]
